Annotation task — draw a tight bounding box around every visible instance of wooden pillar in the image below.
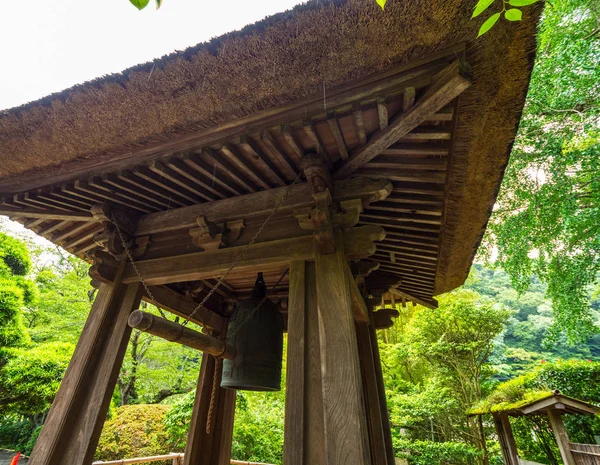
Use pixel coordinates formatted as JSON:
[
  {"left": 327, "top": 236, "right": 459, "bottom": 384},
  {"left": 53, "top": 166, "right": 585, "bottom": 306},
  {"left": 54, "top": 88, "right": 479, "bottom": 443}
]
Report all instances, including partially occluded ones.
[
  {"left": 184, "top": 351, "right": 236, "bottom": 465},
  {"left": 315, "top": 232, "right": 371, "bottom": 465},
  {"left": 548, "top": 409, "right": 576, "bottom": 465},
  {"left": 29, "top": 266, "right": 142, "bottom": 465},
  {"left": 492, "top": 413, "right": 519, "bottom": 465},
  {"left": 356, "top": 320, "right": 395, "bottom": 465},
  {"left": 284, "top": 260, "right": 326, "bottom": 465},
  {"left": 285, "top": 231, "right": 371, "bottom": 464}
]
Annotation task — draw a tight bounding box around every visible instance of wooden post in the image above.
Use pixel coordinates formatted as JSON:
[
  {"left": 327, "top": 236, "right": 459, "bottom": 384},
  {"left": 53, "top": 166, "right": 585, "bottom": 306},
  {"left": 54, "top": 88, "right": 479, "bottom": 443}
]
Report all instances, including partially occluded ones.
[
  {"left": 492, "top": 413, "right": 519, "bottom": 465},
  {"left": 548, "top": 409, "right": 576, "bottom": 465},
  {"left": 29, "top": 266, "right": 142, "bottom": 465},
  {"left": 356, "top": 318, "right": 395, "bottom": 465},
  {"left": 284, "top": 260, "right": 326, "bottom": 465},
  {"left": 314, "top": 230, "right": 371, "bottom": 465},
  {"left": 184, "top": 350, "right": 236, "bottom": 465}
]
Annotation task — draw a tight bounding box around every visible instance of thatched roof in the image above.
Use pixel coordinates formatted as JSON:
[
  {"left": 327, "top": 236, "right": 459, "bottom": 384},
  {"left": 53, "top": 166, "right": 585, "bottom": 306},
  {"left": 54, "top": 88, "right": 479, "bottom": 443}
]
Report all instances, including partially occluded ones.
[{"left": 0, "top": 0, "right": 541, "bottom": 302}]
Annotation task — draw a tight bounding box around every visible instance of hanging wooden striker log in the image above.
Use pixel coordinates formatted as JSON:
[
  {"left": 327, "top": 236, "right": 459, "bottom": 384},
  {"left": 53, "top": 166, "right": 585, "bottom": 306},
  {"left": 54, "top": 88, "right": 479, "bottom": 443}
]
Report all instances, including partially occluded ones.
[
  {"left": 128, "top": 310, "right": 237, "bottom": 360},
  {"left": 221, "top": 272, "right": 284, "bottom": 391}
]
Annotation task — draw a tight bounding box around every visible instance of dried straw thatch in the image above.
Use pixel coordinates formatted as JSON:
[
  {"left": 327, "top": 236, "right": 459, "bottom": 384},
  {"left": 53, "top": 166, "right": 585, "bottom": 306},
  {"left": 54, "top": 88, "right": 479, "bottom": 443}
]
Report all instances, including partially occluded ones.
[{"left": 0, "top": 0, "right": 541, "bottom": 296}]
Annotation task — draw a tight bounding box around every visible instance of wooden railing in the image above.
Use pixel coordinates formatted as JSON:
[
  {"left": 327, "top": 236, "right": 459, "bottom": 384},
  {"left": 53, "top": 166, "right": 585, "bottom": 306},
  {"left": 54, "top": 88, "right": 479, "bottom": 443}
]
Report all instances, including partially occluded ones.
[
  {"left": 91, "top": 455, "right": 274, "bottom": 465},
  {"left": 571, "top": 443, "right": 600, "bottom": 465}
]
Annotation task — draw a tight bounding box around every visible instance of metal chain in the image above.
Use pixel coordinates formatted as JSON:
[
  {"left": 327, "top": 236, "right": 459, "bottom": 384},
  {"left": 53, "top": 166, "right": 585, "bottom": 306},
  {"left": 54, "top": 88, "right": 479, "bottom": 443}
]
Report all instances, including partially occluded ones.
[
  {"left": 182, "top": 171, "right": 303, "bottom": 327},
  {"left": 110, "top": 214, "right": 169, "bottom": 319}
]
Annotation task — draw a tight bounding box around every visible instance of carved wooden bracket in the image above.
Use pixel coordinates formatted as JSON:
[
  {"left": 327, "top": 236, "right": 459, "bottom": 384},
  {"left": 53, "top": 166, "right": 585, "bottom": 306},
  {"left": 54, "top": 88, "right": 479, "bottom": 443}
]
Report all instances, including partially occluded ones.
[
  {"left": 372, "top": 308, "right": 400, "bottom": 329},
  {"left": 88, "top": 250, "right": 120, "bottom": 286},
  {"left": 351, "top": 260, "right": 380, "bottom": 286},
  {"left": 299, "top": 153, "right": 369, "bottom": 254},
  {"left": 189, "top": 217, "right": 245, "bottom": 251},
  {"left": 90, "top": 203, "right": 145, "bottom": 262}
]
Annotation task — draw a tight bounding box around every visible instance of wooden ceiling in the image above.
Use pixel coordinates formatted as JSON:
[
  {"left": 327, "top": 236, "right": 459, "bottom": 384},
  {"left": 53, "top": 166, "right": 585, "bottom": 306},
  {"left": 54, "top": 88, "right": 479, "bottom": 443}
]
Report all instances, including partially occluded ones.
[{"left": 1, "top": 51, "right": 463, "bottom": 309}]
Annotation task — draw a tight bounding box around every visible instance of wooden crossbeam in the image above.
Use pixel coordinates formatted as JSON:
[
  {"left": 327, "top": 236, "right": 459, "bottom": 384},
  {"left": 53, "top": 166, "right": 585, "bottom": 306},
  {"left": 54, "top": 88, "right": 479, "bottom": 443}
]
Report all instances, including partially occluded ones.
[
  {"left": 143, "top": 285, "right": 226, "bottom": 332},
  {"left": 390, "top": 288, "right": 437, "bottom": 309},
  {"left": 136, "top": 177, "right": 392, "bottom": 236},
  {"left": 122, "top": 226, "right": 384, "bottom": 286},
  {"left": 0, "top": 207, "right": 95, "bottom": 222},
  {"left": 334, "top": 61, "right": 471, "bottom": 179}
]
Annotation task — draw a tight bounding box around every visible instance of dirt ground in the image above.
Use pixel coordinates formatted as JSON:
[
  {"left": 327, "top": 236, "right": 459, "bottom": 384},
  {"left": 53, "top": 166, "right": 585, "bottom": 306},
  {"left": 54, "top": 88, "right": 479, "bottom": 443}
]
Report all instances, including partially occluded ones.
[{"left": 0, "top": 451, "right": 28, "bottom": 465}]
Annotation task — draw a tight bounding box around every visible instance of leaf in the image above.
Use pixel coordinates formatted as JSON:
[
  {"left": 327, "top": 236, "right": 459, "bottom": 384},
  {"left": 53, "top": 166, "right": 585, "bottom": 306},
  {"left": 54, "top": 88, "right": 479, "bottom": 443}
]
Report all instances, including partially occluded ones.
[
  {"left": 472, "top": 0, "right": 495, "bottom": 18},
  {"left": 129, "top": 0, "right": 150, "bottom": 10},
  {"left": 155, "top": 0, "right": 163, "bottom": 9},
  {"left": 477, "top": 12, "right": 501, "bottom": 36},
  {"left": 505, "top": 8, "right": 523, "bottom": 21},
  {"left": 509, "top": 0, "right": 538, "bottom": 5},
  {"left": 376, "top": 0, "right": 387, "bottom": 10}
]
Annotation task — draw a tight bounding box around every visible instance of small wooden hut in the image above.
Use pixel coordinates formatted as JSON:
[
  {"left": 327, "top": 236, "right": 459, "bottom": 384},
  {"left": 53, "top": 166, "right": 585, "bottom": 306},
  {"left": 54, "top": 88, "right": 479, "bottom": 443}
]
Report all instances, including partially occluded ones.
[
  {"left": 470, "top": 391, "right": 600, "bottom": 465},
  {"left": 0, "top": 0, "right": 540, "bottom": 463}
]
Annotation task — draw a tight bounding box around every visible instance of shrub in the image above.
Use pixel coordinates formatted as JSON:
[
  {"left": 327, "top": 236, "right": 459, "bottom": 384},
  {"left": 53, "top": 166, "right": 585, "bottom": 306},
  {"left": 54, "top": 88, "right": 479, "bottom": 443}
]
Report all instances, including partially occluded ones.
[
  {"left": 395, "top": 439, "right": 481, "bottom": 465},
  {"left": 0, "top": 418, "right": 35, "bottom": 452},
  {"left": 0, "top": 341, "right": 74, "bottom": 416},
  {"left": 95, "top": 404, "right": 171, "bottom": 462}
]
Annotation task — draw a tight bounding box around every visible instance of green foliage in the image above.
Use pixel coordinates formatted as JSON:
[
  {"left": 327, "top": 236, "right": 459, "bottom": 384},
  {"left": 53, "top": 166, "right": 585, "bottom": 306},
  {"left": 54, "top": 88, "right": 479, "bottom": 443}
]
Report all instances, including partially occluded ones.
[
  {"left": 129, "top": 0, "right": 162, "bottom": 10},
  {"left": 0, "top": 342, "right": 74, "bottom": 416},
  {"left": 95, "top": 405, "right": 171, "bottom": 461},
  {"left": 482, "top": 0, "right": 600, "bottom": 342},
  {"left": 162, "top": 390, "right": 194, "bottom": 451},
  {"left": 0, "top": 233, "right": 31, "bottom": 277},
  {"left": 395, "top": 439, "right": 481, "bottom": 465},
  {"left": 231, "top": 391, "right": 285, "bottom": 463},
  {"left": 0, "top": 419, "right": 36, "bottom": 454}
]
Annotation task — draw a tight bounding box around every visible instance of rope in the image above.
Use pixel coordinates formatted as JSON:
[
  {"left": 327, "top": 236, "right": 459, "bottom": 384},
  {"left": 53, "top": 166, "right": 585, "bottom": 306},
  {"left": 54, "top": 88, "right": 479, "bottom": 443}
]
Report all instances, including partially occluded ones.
[{"left": 206, "top": 356, "right": 222, "bottom": 434}]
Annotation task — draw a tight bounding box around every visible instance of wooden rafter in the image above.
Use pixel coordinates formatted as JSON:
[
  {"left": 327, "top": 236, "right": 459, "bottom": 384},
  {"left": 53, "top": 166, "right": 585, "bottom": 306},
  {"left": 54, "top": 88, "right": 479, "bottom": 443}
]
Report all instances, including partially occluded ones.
[{"left": 334, "top": 60, "right": 471, "bottom": 179}]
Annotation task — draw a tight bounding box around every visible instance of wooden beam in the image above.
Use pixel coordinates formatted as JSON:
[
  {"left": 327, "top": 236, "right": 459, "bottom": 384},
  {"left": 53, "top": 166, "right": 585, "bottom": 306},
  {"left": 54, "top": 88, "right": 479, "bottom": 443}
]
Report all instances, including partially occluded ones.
[
  {"left": 548, "top": 409, "right": 576, "bottom": 465},
  {"left": 0, "top": 207, "right": 95, "bottom": 222},
  {"left": 143, "top": 285, "right": 226, "bottom": 333},
  {"left": 284, "top": 261, "right": 326, "bottom": 464},
  {"left": 29, "top": 273, "right": 142, "bottom": 465},
  {"left": 136, "top": 177, "right": 392, "bottom": 236},
  {"left": 327, "top": 113, "right": 349, "bottom": 160},
  {"left": 390, "top": 288, "right": 437, "bottom": 309},
  {"left": 184, "top": 343, "right": 236, "bottom": 465},
  {"left": 128, "top": 310, "right": 236, "bottom": 359},
  {"left": 122, "top": 226, "right": 384, "bottom": 286},
  {"left": 493, "top": 413, "right": 519, "bottom": 465},
  {"left": 345, "top": 261, "right": 369, "bottom": 323},
  {"left": 334, "top": 61, "right": 471, "bottom": 179},
  {"left": 314, "top": 231, "right": 370, "bottom": 463}
]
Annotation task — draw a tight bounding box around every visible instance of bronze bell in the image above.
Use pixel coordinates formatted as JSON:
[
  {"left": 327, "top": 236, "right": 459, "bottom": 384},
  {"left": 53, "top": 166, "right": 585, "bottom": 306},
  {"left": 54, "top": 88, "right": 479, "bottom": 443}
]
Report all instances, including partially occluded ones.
[{"left": 221, "top": 273, "right": 283, "bottom": 391}]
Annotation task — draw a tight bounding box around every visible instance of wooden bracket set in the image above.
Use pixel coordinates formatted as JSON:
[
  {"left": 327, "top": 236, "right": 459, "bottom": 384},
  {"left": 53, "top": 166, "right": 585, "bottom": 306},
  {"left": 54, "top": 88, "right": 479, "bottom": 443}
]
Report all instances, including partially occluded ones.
[
  {"left": 90, "top": 203, "right": 150, "bottom": 262},
  {"left": 189, "top": 216, "right": 245, "bottom": 251}
]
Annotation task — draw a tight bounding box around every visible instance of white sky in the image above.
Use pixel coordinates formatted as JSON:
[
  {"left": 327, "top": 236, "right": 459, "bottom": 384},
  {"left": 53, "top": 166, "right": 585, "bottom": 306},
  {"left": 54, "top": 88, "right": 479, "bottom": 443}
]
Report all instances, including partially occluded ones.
[
  {"left": 0, "top": 0, "right": 305, "bottom": 240},
  {"left": 0, "top": 0, "right": 305, "bottom": 111}
]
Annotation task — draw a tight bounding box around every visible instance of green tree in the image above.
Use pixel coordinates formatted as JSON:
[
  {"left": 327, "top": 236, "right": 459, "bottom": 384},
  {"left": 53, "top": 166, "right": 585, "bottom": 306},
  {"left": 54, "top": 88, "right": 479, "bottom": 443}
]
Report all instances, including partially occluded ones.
[{"left": 482, "top": 0, "right": 600, "bottom": 342}]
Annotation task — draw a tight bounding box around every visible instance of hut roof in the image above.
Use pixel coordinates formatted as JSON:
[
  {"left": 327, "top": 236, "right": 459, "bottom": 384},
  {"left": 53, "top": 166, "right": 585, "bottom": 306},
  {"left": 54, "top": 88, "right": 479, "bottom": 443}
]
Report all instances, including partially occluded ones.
[
  {"left": 469, "top": 391, "right": 600, "bottom": 417},
  {"left": 0, "top": 0, "right": 540, "bottom": 304}
]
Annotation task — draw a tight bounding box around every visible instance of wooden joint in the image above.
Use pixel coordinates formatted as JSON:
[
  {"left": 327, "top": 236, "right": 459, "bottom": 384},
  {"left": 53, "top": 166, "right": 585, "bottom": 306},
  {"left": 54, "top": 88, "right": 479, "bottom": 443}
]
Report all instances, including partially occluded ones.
[
  {"left": 88, "top": 250, "right": 120, "bottom": 285},
  {"left": 91, "top": 203, "right": 141, "bottom": 261},
  {"left": 344, "top": 225, "right": 386, "bottom": 260},
  {"left": 373, "top": 308, "right": 400, "bottom": 329},
  {"left": 189, "top": 216, "right": 245, "bottom": 251}
]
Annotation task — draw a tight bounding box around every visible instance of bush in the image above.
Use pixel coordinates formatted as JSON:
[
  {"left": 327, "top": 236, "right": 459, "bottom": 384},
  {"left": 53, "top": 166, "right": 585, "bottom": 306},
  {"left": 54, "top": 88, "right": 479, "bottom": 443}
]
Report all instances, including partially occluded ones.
[
  {"left": 163, "top": 391, "right": 195, "bottom": 451},
  {"left": 0, "top": 418, "right": 35, "bottom": 452},
  {"left": 95, "top": 404, "right": 171, "bottom": 462},
  {"left": 0, "top": 341, "right": 74, "bottom": 416},
  {"left": 0, "top": 234, "right": 31, "bottom": 277},
  {"left": 395, "top": 439, "right": 481, "bottom": 465}
]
